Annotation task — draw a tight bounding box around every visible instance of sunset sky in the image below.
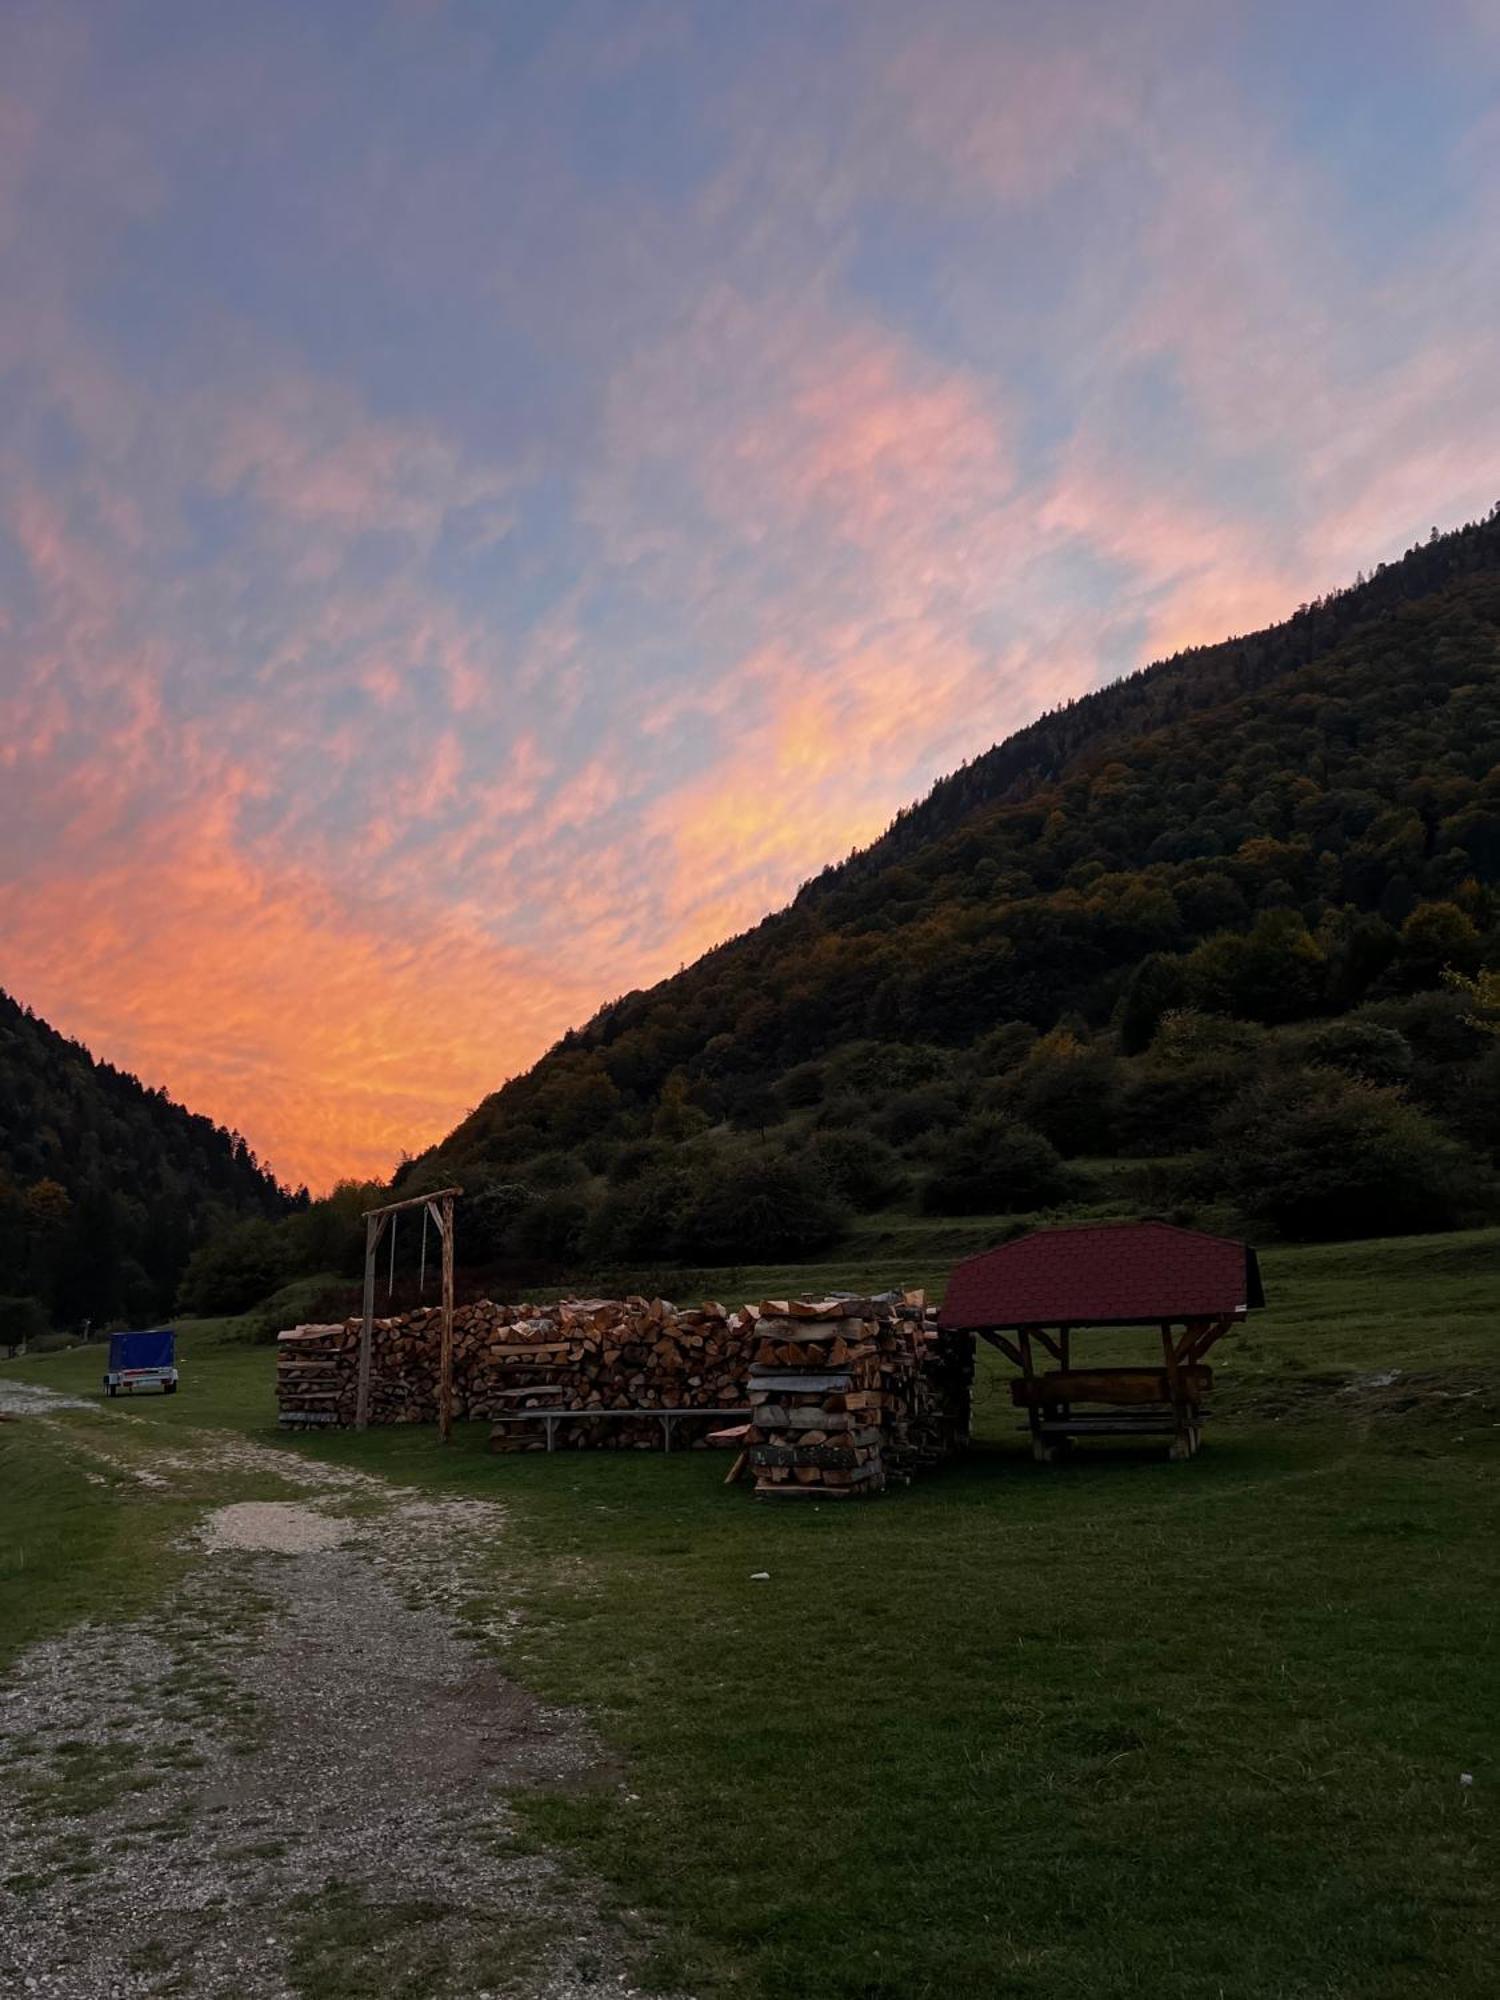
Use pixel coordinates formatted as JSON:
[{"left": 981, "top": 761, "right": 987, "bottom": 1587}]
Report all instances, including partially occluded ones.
[{"left": 3, "top": 1, "right": 1499, "bottom": 1190}]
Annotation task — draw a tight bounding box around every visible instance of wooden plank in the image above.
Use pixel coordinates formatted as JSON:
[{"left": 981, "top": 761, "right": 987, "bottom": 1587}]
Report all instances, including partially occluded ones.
[
  {"left": 1035, "top": 1414, "right": 1181, "bottom": 1435},
  {"left": 1010, "top": 1367, "right": 1212, "bottom": 1407},
  {"left": 976, "top": 1330, "right": 1024, "bottom": 1368},
  {"left": 361, "top": 1185, "right": 463, "bottom": 1219},
  {"left": 746, "top": 1372, "right": 854, "bottom": 1392}
]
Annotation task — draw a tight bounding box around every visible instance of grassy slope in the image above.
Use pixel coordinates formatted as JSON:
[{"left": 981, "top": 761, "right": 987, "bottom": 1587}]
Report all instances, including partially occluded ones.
[{"left": 3, "top": 1229, "right": 1498, "bottom": 1999}]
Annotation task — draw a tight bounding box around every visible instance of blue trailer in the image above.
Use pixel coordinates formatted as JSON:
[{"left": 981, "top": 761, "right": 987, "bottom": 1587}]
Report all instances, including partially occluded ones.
[{"left": 104, "top": 1329, "right": 179, "bottom": 1397}]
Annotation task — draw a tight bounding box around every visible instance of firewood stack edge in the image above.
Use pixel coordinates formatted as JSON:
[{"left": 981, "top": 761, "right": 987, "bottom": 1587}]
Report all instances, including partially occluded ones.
[
  {"left": 276, "top": 1289, "right": 971, "bottom": 1496},
  {"left": 745, "top": 1292, "right": 972, "bottom": 1500}
]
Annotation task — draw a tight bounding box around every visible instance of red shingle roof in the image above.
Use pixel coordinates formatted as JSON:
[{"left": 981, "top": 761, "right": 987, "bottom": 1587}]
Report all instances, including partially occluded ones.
[{"left": 937, "top": 1221, "right": 1264, "bottom": 1330}]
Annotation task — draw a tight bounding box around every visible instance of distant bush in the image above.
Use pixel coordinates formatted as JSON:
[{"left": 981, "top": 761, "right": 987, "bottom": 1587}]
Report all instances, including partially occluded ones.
[
  {"left": 513, "top": 1189, "right": 591, "bottom": 1263},
  {"left": 176, "top": 1220, "right": 293, "bottom": 1317},
  {"left": 1296, "top": 1020, "right": 1413, "bottom": 1085},
  {"left": 995, "top": 1032, "right": 1120, "bottom": 1156},
  {"left": 826, "top": 1041, "right": 955, "bottom": 1094},
  {"left": 584, "top": 1160, "right": 696, "bottom": 1265},
  {"left": 514, "top": 1150, "right": 589, "bottom": 1189},
  {"left": 1115, "top": 1059, "right": 1256, "bottom": 1157},
  {"left": 1151, "top": 1011, "right": 1268, "bottom": 1064},
  {"left": 1117, "top": 954, "right": 1193, "bottom": 1056},
  {"left": 973, "top": 1021, "right": 1040, "bottom": 1074},
  {"left": 1185, "top": 911, "right": 1326, "bottom": 1023},
  {"left": 871, "top": 1084, "right": 967, "bottom": 1147},
  {"left": 451, "top": 1175, "right": 531, "bottom": 1262},
  {"left": 605, "top": 1139, "right": 674, "bottom": 1187},
  {"left": 0, "top": 1294, "right": 47, "bottom": 1356},
  {"left": 1213, "top": 1068, "right": 1476, "bottom": 1240},
  {"left": 777, "top": 1061, "right": 826, "bottom": 1108},
  {"left": 1395, "top": 900, "right": 1483, "bottom": 990},
  {"left": 813, "top": 1090, "right": 876, "bottom": 1131},
  {"left": 921, "top": 1119, "right": 1080, "bottom": 1216},
  {"left": 798, "top": 1130, "right": 907, "bottom": 1212},
  {"left": 1351, "top": 990, "right": 1491, "bottom": 1069},
  {"left": 673, "top": 1151, "right": 849, "bottom": 1264}
]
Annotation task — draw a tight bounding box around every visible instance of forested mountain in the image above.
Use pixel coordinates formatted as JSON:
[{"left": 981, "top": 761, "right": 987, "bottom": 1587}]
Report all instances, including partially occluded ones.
[
  {"left": 385, "top": 509, "right": 1500, "bottom": 1260},
  {"left": 0, "top": 992, "right": 291, "bottom": 1338}
]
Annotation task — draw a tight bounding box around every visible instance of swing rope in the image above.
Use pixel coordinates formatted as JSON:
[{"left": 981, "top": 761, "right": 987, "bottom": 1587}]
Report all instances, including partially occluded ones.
[
  {"left": 388, "top": 1211, "right": 398, "bottom": 1300},
  {"left": 419, "top": 1203, "right": 430, "bottom": 1297}
]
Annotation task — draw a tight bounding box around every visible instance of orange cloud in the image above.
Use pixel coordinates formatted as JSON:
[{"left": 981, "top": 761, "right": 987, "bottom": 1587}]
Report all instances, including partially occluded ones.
[{"left": 0, "top": 792, "right": 597, "bottom": 1191}]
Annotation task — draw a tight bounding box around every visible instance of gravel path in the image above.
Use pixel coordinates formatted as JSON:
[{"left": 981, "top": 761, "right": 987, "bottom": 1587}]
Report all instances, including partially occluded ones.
[
  {"left": 0, "top": 1377, "right": 100, "bottom": 1416},
  {"left": 0, "top": 1421, "right": 672, "bottom": 2000}
]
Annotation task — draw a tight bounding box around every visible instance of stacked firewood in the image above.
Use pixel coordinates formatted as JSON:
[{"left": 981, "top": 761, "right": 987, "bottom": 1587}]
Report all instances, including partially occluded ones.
[
  {"left": 274, "top": 1323, "right": 354, "bottom": 1427},
  {"left": 275, "top": 1291, "right": 972, "bottom": 1495},
  {"left": 486, "top": 1296, "right": 758, "bottom": 1450},
  {"left": 275, "top": 1296, "right": 759, "bottom": 1439},
  {"left": 746, "top": 1293, "right": 967, "bottom": 1500}
]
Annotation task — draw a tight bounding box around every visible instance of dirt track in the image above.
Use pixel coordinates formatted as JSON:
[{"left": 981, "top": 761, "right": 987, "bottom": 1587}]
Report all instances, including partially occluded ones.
[{"left": 0, "top": 1402, "right": 668, "bottom": 1999}]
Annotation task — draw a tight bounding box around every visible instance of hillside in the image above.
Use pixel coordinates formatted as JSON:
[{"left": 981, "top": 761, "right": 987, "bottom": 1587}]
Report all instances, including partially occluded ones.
[
  {"left": 384, "top": 512, "right": 1500, "bottom": 1264},
  {"left": 0, "top": 991, "right": 291, "bottom": 1336}
]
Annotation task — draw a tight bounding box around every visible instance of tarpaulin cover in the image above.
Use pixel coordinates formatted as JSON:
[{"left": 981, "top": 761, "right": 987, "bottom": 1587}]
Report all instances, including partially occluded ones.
[{"left": 108, "top": 1328, "right": 176, "bottom": 1370}]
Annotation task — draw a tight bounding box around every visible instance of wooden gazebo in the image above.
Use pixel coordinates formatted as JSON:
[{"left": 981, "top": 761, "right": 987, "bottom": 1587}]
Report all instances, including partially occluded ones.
[{"left": 938, "top": 1221, "right": 1264, "bottom": 1462}]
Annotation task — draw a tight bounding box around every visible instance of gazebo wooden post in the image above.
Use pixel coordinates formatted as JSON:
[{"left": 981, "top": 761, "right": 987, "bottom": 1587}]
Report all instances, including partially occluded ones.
[
  {"left": 1160, "top": 1319, "right": 1196, "bottom": 1460},
  {"left": 1057, "top": 1325, "right": 1072, "bottom": 1438},
  {"left": 1017, "top": 1325, "right": 1056, "bottom": 1464}
]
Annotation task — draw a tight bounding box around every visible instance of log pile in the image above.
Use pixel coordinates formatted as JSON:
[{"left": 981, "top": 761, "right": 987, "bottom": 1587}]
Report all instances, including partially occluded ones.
[
  {"left": 275, "top": 1289, "right": 972, "bottom": 1494},
  {"left": 275, "top": 1296, "right": 759, "bottom": 1441},
  {"left": 746, "top": 1293, "right": 969, "bottom": 1500},
  {"left": 484, "top": 1296, "right": 758, "bottom": 1451}
]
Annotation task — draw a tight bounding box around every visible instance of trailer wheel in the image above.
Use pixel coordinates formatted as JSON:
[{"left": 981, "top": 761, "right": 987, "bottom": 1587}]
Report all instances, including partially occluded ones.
[{"left": 163, "top": 1381, "right": 178, "bottom": 1395}]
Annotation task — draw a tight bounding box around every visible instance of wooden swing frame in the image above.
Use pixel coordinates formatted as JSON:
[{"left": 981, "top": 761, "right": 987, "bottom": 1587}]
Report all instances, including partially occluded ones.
[{"left": 355, "top": 1187, "right": 462, "bottom": 1440}]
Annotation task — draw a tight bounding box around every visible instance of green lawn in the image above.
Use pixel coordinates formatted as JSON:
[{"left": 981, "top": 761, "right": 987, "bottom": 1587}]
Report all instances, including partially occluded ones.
[{"left": 3, "top": 1227, "right": 1498, "bottom": 1998}]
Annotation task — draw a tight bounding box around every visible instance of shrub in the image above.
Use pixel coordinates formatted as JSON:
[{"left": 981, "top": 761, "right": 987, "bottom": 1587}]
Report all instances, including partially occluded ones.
[
  {"left": 1115, "top": 1059, "right": 1256, "bottom": 1157},
  {"left": 799, "top": 1130, "right": 907, "bottom": 1212},
  {"left": 175, "top": 1220, "right": 292, "bottom": 1317},
  {"left": 1296, "top": 1020, "right": 1413, "bottom": 1085},
  {"left": 921, "top": 1119, "right": 1080, "bottom": 1216},
  {"left": 777, "top": 1061, "right": 826, "bottom": 1108},
  {"left": 674, "top": 1151, "right": 849, "bottom": 1263},
  {"left": 0, "top": 1294, "right": 47, "bottom": 1356},
  {"left": 456, "top": 1176, "right": 532, "bottom": 1261},
  {"left": 1351, "top": 990, "right": 1491, "bottom": 1068},
  {"left": 513, "top": 1189, "right": 592, "bottom": 1263},
  {"left": 1117, "top": 954, "right": 1192, "bottom": 1056},
  {"left": 1213, "top": 1067, "right": 1476, "bottom": 1240},
  {"left": 584, "top": 1160, "right": 696, "bottom": 1264},
  {"left": 1396, "top": 900, "right": 1482, "bottom": 989},
  {"left": 973, "top": 1021, "right": 1039, "bottom": 1075},
  {"left": 871, "top": 1083, "right": 967, "bottom": 1147},
  {"left": 1185, "top": 911, "right": 1326, "bottom": 1022},
  {"left": 996, "top": 1032, "right": 1120, "bottom": 1156}
]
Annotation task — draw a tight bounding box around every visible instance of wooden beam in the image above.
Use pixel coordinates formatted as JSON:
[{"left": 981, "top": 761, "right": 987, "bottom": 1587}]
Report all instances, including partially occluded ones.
[
  {"left": 1160, "top": 1319, "right": 1189, "bottom": 1460},
  {"left": 1018, "top": 1326, "right": 1056, "bottom": 1463},
  {"left": 355, "top": 1210, "right": 390, "bottom": 1432},
  {"left": 362, "top": 1185, "right": 463, "bottom": 1220},
  {"left": 1179, "top": 1315, "right": 1236, "bottom": 1366},
  {"left": 977, "top": 1329, "right": 1024, "bottom": 1368},
  {"left": 438, "top": 1192, "right": 455, "bottom": 1445}
]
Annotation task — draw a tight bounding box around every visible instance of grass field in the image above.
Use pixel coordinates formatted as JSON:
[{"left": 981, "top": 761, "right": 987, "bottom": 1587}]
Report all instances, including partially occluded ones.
[{"left": 3, "top": 1227, "right": 1498, "bottom": 1998}]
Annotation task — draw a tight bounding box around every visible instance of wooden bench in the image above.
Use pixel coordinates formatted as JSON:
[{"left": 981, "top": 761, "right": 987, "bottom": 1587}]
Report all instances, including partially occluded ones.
[{"left": 487, "top": 1406, "right": 751, "bottom": 1452}]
